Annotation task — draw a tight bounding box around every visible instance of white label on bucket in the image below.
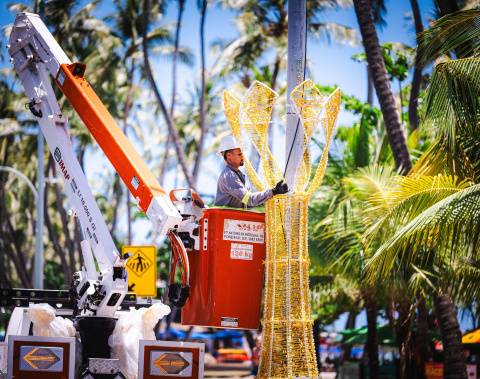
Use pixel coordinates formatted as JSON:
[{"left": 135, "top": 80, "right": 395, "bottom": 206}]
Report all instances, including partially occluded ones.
[
  {"left": 223, "top": 219, "right": 264, "bottom": 244},
  {"left": 230, "top": 243, "right": 253, "bottom": 260},
  {"left": 221, "top": 317, "right": 238, "bottom": 327}
]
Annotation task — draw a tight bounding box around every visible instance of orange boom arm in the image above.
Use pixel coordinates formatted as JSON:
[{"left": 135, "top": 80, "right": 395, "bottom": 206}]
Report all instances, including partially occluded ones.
[{"left": 55, "top": 63, "right": 165, "bottom": 213}]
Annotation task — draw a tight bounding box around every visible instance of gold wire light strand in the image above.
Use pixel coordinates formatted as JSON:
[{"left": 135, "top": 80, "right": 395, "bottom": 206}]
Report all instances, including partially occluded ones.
[{"left": 222, "top": 80, "right": 341, "bottom": 379}]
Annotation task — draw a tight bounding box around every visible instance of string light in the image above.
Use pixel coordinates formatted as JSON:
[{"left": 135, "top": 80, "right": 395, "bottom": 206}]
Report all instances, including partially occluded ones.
[{"left": 223, "top": 79, "right": 341, "bottom": 379}]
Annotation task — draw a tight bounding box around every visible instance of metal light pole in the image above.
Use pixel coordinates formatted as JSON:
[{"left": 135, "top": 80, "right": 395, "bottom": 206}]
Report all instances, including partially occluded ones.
[
  {"left": 284, "top": 0, "right": 307, "bottom": 189},
  {"left": 0, "top": 167, "right": 38, "bottom": 201},
  {"left": 33, "top": 0, "right": 46, "bottom": 289}
]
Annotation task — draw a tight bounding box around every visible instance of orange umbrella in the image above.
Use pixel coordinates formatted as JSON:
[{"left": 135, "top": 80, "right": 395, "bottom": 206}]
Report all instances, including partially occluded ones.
[{"left": 462, "top": 329, "right": 480, "bottom": 344}]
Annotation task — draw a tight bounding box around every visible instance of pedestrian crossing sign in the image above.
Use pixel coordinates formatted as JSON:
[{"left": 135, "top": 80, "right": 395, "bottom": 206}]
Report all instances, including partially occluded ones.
[{"left": 123, "top": 245, "right": 157, "bottom": 297}]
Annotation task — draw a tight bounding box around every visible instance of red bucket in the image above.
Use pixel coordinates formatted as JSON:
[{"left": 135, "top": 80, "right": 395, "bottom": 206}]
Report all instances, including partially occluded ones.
[{"left": 181, "top": 208, "right": 266, "bottom": 330}]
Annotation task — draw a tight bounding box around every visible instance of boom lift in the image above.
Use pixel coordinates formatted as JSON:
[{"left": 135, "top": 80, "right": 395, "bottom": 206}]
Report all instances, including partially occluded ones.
[{"left": 7, "top": 12, "right": 197, "bottom": 318}]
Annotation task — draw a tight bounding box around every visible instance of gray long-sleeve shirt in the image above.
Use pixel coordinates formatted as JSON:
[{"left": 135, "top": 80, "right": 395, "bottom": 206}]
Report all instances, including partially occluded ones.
[{"left": 214, "top": 164, "right": 273, "bottom": 208}]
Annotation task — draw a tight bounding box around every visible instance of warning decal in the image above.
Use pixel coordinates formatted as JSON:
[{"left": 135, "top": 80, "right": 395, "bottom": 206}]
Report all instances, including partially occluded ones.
[
  {"left": 221, "top": 317, "right": 239, "bottom": 327},
  {"left": 124, "top": 245, "right": 157, "bottom": 297},
  {"left": 127, "top": 249, "right": 153, "bottom": 278},
  {"left": 230, "top": 243, "right": 253, "bottom": 260},
  {"left": 223, "top": 219, "right": 264, "bottom": 244}
]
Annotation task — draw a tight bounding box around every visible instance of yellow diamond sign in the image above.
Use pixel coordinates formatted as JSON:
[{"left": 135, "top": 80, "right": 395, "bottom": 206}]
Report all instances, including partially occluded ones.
[{"left": 123, "top": 245, "right": 157, "bottom": 297}]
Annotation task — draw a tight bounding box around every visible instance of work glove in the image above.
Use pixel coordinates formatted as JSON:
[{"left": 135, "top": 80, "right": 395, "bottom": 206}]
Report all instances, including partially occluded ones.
[{"left": 272, "top": 180, "right": 289, "bottom": 196}]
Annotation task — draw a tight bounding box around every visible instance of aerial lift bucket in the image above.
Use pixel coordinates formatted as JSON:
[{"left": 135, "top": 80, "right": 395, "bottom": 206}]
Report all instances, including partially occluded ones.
[{"left": 181, "top": 208, "right": 266, "bottom": 330}]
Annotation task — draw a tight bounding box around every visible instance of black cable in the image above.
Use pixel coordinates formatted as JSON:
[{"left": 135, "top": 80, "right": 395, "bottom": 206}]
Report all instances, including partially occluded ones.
[{"left": 26, "top": 99, "right": 42, "bottom": 118}]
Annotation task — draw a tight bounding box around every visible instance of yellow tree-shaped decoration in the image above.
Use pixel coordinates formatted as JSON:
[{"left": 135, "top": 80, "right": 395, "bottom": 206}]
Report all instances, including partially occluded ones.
[{"left": 223, "top": 79, "right": 340, "bottom": 379}]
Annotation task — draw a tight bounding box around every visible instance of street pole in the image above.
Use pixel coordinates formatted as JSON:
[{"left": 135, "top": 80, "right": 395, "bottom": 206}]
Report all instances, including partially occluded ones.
[
  {"left": 33, "top": 0, "right": 46, "bottom": 289},
  {"left": 284, "top": 0, "right": 307, "bottom": 190}
]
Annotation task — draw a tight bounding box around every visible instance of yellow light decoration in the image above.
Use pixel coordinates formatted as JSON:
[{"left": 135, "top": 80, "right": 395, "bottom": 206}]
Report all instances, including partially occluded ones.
[{"left": 223, "top": 79, "right": 341, "bottom": 379}]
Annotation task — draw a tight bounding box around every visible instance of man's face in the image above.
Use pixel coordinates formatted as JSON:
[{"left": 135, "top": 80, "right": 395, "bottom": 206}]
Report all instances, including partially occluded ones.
[{"left": 227, "top": 148, "right": 244, "bottom": 168}]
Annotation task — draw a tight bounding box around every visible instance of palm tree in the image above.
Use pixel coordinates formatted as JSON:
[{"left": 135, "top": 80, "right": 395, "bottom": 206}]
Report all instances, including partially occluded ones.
[
  {"left": 213, "top": 0, "right": 358, "bottom": 92},
  {"left": 361, "top": 11, "right": 480, "bottom": 372},
  {"left": 142, "top": 0, "right": 196, "bottom": 189},
  {"left": 352, "top": 0, "right": 412, "bottom": 174},
  {"left": 308, "top": 85, "right": 403, "bottom": 378},
  {"left": 159, "top": 0, "right": 187, "bottom": 186},
  {"left": 106, "top": 0, "right": 181, "bottom": 242},
  {"left": 0, "top": 76, "right": 36, "bottom": 287},
  {"left": 408, "top": 0, "right": 424, "bottom": 132},
  {"left": 192, "top": 0, "right": 208, "bottom": 186}
]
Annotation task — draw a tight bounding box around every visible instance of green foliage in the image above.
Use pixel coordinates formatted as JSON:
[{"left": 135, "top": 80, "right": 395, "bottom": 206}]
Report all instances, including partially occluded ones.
[
  {"left": 363, "top": 174, "right": 474, "bottom": 281},
  {"left": 44, "top": 260, "right": 66, "bottom": 290},
  {"left": 422, "top": 58, "right": 480, "bottom": 149},
  {"left": 352, "top": 42, "right": 409, "bottom": 83},
  {"left": 417, "top": 9, "right": 480, "bottom": 65}
]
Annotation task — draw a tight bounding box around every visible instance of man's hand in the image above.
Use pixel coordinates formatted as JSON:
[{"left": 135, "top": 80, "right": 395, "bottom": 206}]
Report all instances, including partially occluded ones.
[{"left": 272, "top": 180, "right": 289, "bottom": 195}]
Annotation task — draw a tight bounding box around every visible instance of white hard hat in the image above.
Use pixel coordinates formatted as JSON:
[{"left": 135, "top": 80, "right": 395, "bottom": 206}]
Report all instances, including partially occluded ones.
[{"left": 216, "top": 135, "right": 248, "bottom": 156}]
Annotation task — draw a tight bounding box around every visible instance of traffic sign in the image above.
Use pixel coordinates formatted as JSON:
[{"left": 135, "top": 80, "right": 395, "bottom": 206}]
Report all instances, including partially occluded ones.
[
  {"left": 7, "top": 336, "right": 75, "bottom": 379},
  {"left": 20, "top": 346, "right": 62, "bottom": 371},
  {"left": 152, "top": 352, "right": 191, "bottom": 375},
  {"left": 123, "top": 245, "right": 157, "bottom": 297},
  {"left": 138, "top": 341, "right": 205, "bottom": 379}
]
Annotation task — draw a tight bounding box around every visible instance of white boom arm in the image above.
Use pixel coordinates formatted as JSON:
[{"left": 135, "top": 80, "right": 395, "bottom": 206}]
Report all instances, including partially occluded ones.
[{"left": 8, "top": 13, "right": 128, "bottom": 316}]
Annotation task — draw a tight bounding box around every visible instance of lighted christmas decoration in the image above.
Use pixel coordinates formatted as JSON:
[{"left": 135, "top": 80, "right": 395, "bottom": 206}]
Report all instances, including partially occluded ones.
[{"left": 223, "top": 79, "right": 341, "bottom": 379}]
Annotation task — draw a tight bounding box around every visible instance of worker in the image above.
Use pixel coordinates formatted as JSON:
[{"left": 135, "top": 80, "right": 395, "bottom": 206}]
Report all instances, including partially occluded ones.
[{"left": 214, "top": 135, "right": 289, "bottom": 208}]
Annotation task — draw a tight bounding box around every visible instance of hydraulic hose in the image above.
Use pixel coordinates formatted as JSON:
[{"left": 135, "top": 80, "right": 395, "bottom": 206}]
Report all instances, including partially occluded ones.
[{"left": 167, "top": 231, "right": 190, "bottom": 308}]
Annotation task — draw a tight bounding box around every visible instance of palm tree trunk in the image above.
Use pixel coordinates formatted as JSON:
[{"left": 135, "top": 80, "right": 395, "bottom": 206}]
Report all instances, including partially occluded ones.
[
  {"left": 0, "top": 238, "right": 11, "bottom": 287},
  {"left": 160, "top": 0, "right": 186, "bottom": 186},
  {"left": 109, "top": 59, "right": 136, "bottom": 240},
  {"left": 397, "top": 303, "right": 415, "bottom": 379},
  {"left": 44, "top": 157, "right": 72, "bottom": 284},
  {"left": 417, "top": 294, "right": 429, "bottom": 379},
  {"left": 110, "top": 175, "right": 122, "bottom": 235},
  {"left": 192, "top": 0, "right": 208, "bottom": 186},
  {"left": 142, "top": 0, "right": 196, "bottom": 189},
  {"left": 434, "top": 290, "right": 466, "bottom": 379},
  {"left": 313, "top": 317, "right": 321, "bottom": 372},
  {"left": 398, "top": 80, "right": 404, "bottom": 123},
  {"left": 409, "top": 0, "right": 423, "bottom": 132},
  {"left": 51, "top": 165, "right": 76, "bottom": 276},
  {"left": 342, "top": 308, "right": 359, "bottom": 363},
  {"left": 353, "top": 0, "right": 412, "bottom": 174},
  {"left": 0, "top": 144, "right": 31, "bottom": 288},
  {"left": 364, "top": 292, "right": 380, "bottom": 379},
  {"left": 123, "top": 59, "right": 135, "bottom": 244},
  {"left": 171, "top": 0, "right": 185, "bottom": 115},
  {"left": 436, "top": 0, "right": 459, "bottom": 16},
  {"left": 365, "top": 300, "right": 380, "bottom": 379},
  {"left": 367, "top": 66, "right": 374, "bottom": 106},
  {"left": 159, "top": 134, "right": 171, "bottom": 185}
]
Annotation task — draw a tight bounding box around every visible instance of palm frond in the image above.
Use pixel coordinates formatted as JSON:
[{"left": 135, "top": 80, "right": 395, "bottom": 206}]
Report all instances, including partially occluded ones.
[
  {"left": 365, "top": 174, "right": 471, "bottom": 242},
  {"left": 308, "top": 22, "right": 360, "bottom": 47},
  {"left": 364, "top": 182, "right": 480, "bottom": 281},
  {"left": 448, "top": 263, "right": 480, "bottom": 303},
  {"left": 346, "top": 164, "right": 396, "bottom": 202},
  {"left": 417, "top": 9, "right": 480, "bottom": 65},
  {"left": 422, "top": 58, "right": 480, "bottom": 147},
  {"left": 410, "top": 138, "right": 449, "bottom": 177}
]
